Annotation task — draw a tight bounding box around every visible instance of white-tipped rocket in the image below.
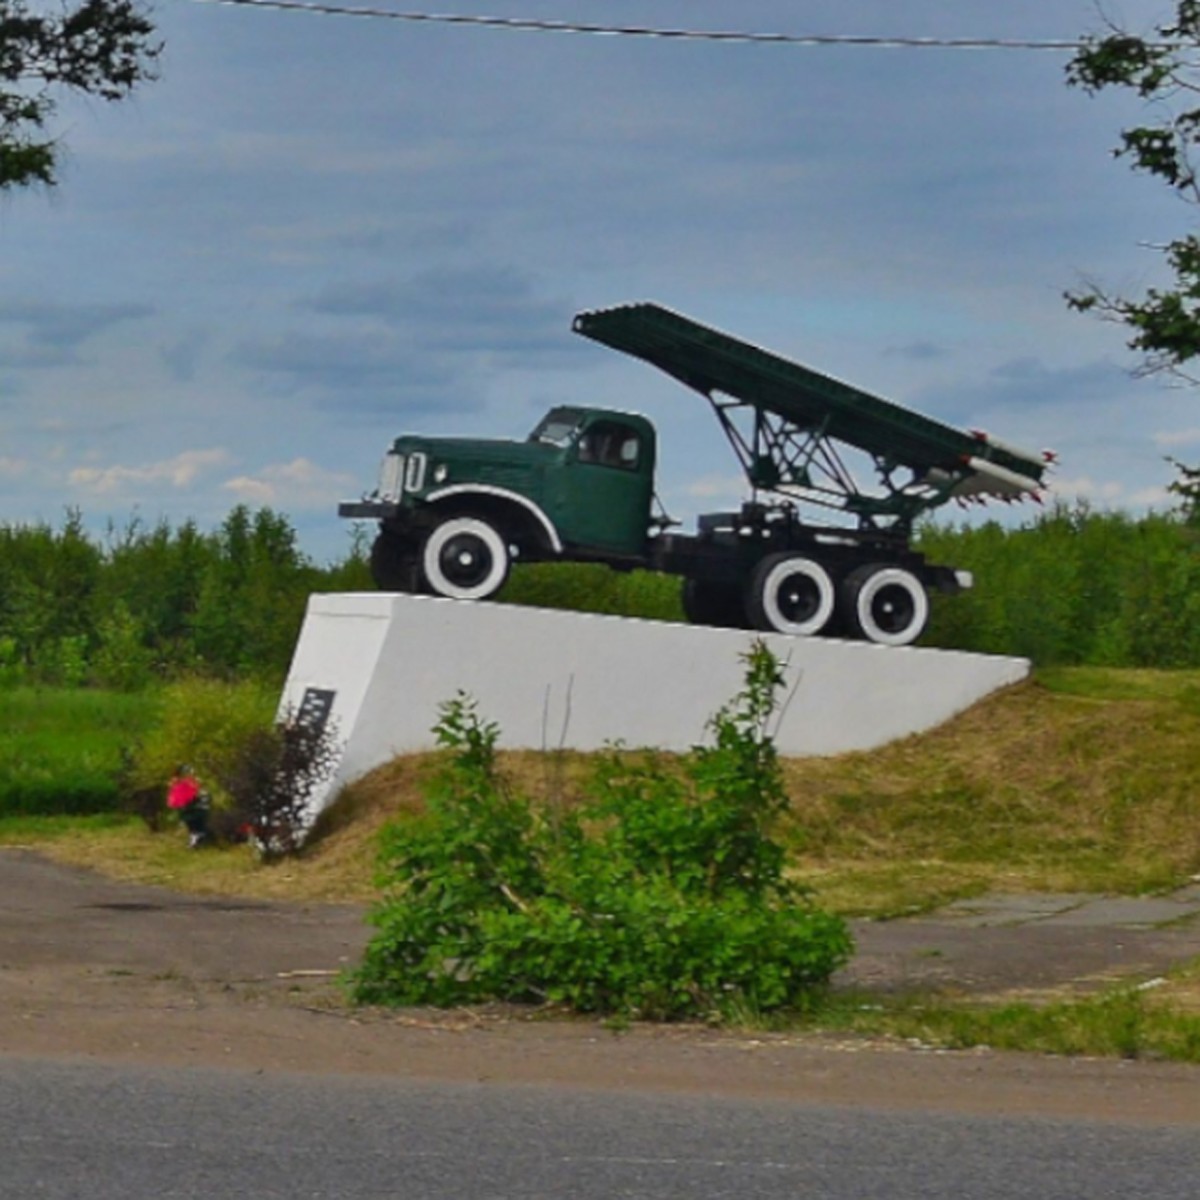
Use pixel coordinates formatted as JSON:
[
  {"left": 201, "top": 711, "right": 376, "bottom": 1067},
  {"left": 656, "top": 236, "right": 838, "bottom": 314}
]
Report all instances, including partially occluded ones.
[
  {"left": 970, "top": 429, "right": 1055, "bottom": 470},
  {"left": 938, "top": 455, "right": 1045, "bottom": 502},
  {"left": 963, "top": 455, "right": 1043, "bottom": 495}
]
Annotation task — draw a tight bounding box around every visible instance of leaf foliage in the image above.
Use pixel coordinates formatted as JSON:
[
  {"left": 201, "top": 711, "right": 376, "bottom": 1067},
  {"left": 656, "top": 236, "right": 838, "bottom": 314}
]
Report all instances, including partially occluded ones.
[
  {"left": 1067, "top": 2, "right": 1200, "bottom": 379},
  {"left": 352, "top": 644, "right": 852, "bottom": 1020},
  {"left": 0, "top": 0, "right": 159, "bottom": 188}
]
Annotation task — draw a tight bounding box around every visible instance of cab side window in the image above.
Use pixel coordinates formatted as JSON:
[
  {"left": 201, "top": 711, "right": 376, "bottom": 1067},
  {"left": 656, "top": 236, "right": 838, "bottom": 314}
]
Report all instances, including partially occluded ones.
[{"left": 577, "top": 422, "right": 641, "bottom": 471}]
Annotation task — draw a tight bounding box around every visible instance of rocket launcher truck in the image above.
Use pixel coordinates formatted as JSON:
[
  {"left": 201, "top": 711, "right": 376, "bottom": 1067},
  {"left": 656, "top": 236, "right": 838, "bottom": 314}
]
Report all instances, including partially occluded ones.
[{"left": 339, "top": 302, "right": 1053, "bottom": 647}]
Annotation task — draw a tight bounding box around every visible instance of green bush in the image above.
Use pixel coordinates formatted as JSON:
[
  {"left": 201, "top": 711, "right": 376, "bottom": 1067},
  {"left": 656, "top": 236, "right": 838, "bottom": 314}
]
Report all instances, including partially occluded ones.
[
  {"left": 917, "top": 502, "right": 1200, "bottom": 666},
  {"left": 0, "top": 506, "right": 371, "bottom": 684},
  {"left": 5, "top": 498, "right": 1199, "bottom": 676},
  {"left": 352, "top": 644, "right": 852, "bottom": 1020},
  {"left": 215, "top": 710, "right": 342, "bottom": 857},
  {"left": 126, "top": 677, "right": 278, "bottom": 810},
  {"left": 91, "top": 601, "right": 156, "bottom": 691},
  {"left": 498, "top": 562, "right": 684, "bottom": 622}
]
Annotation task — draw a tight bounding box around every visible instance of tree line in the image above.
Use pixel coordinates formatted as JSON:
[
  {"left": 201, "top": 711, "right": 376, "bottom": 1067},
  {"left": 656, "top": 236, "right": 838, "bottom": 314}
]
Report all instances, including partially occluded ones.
[
  {"left": 916, "top": 501, "right": 1200, "bottom": 668},
  {"left": 1, "top": 498, "right": 1197, "bottom": 688},
  {"left": 0, "top": 506, "right": 370, "bottom": 688}
]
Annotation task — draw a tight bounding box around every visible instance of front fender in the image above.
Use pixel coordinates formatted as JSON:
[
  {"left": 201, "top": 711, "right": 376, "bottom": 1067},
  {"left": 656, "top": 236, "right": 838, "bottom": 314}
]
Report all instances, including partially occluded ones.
[{"left": 423, "top": 485, "right": 564, "bottom": 554}]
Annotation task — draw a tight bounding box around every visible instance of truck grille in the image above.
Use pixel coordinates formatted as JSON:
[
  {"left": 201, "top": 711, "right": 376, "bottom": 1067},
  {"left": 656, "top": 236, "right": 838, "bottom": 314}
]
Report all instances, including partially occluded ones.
[{"left": 378, "top": 452, "right": 404, "bottom": 502}]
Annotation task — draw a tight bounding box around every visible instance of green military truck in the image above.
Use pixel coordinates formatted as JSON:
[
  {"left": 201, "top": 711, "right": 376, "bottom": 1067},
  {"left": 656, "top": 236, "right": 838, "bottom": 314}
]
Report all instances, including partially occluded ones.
[{"left": 339, "top": 303, "right": 1053, "bottom": 647}]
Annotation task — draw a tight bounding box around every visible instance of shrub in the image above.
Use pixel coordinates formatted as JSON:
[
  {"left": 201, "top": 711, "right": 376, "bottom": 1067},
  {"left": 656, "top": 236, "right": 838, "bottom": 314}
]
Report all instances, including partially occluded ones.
[
  {"left": 124, "top": 677, "right": 277, "bottom": 814},
  {"left": 114, "top": 745, "right": 168, "bottom": 830},
  {"left": 498, "top": 562, "right": 684, "bottom": 622},
  {"left": 119, "top": 679, "right": 342, "bottom": 852},
  {"left": 91, "top": 601, "right": 155, "bottom": 692},
  {"left": 216, "top": 710, "right": 342, "bottom": 858},
  {"left": 352, "top": 643, "right": 852, "bottom": 1020}
]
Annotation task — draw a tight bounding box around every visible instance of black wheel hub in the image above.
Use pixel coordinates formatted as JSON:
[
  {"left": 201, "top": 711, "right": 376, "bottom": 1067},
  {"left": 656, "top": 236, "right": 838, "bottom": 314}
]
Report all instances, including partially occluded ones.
[
  {"left": 775, "top": 573, "right": 822, "bottom": 624},
  {"left": 437, "top": 534, "right": 494, "bottom": 589},
  {"left": 869, "top": 584, "right": 916, "bottom": 633}
]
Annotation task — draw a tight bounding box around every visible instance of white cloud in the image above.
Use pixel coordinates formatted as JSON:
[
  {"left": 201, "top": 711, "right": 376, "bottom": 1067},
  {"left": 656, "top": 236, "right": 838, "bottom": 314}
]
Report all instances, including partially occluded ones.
[
  {"left": 1046, "top": 472, "right": 1166, "bottom": 506},
  {"left": 222, "top": 458, "right": 356, "bottom": 511},
  {"left": 0, "top": 456, "right": 29, "bottom": 478},
  {"left": 1127, "top": 485, "right": 1172, "bottom": 508},
  {"left": 677, "top": 473, "right": 746, "bottom": 500},
  {"left": 1051, "top": 472, "right": 1123, "bottom": 501},
  {"left": 69, "top": 449, "right": 231, "bottom": 494},
  {"left": 1152, "top": 428, "right": 1200, "bottom": 449}
]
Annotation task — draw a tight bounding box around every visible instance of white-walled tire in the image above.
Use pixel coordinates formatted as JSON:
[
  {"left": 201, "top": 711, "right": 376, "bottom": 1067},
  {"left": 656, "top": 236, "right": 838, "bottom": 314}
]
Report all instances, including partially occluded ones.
[
  {"left": 421, "top": 516, "right": 511, "bottom": 601},
  {"left": 746, "top": 554, "right": 836, "bottom": 636},
  {"left": 842, "top": 564, "right": 929, "bottom": 647}
]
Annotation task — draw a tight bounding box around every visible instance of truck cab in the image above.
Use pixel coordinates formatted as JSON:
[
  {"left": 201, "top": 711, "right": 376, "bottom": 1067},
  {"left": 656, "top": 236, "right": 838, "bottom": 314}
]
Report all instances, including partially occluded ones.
[
  {"left": 339, "top": 405, "right": 657, "bottom": 598},
  {"left": 531, "top": 407, "right": 656, "bottom": 557}
]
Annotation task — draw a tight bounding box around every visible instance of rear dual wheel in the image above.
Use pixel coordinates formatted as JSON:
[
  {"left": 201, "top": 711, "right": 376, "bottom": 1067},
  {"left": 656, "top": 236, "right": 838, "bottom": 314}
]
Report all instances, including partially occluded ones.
[
  {"left": 840, "top": 563, "right": 929, "bottom": 647},
  {"left": 746, "top": 554, "right": 836, "bottom": 637},
  {"left": 746, "top": 554, "right": 930, "bottom": 647}
]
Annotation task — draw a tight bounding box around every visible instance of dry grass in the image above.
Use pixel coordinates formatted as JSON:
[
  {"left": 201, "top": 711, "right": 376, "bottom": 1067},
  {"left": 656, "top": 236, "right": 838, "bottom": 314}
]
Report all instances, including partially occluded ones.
[
  {"left": 10, "top": 668, "right": 1200, "bottom": 917},
  {"left": 782, "top": 672, "right": 1200, "bottom": 913}
]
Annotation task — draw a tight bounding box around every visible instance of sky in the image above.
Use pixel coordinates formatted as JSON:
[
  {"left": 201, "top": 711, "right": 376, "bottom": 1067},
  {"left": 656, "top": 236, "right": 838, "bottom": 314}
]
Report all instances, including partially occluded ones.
[{"left": 1, "top": 0, "right": 1196, "bottom": 563}]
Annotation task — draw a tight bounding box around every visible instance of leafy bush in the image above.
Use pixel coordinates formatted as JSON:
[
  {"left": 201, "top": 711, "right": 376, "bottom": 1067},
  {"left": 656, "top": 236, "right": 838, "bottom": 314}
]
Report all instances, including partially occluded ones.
[
  {"left": 216, "top": 710, "right": 342, "bottom": 858},
  {"left": 120, "top": 680, "right": 342, "bottom": 853},
  {"left": 498, "top": 562, "right": 684, "bottom": 622},
  {"left": 5, "top": 497, "right": 1200, "bottom": 678},
  {"left": 918, "top": 502, "right": 1200, "bottom": 666},
  {"left": 352, "top": 644, "right": 852, "bottom": 1020},
  {"left": 114, "top": 745, "right": 168, "bottom": 831},
  {"left": 91, "top": 601, "right": 156, "bottom": 691},
  {"left": 124, "top": 677, "right": 278, "bottom": 812}
]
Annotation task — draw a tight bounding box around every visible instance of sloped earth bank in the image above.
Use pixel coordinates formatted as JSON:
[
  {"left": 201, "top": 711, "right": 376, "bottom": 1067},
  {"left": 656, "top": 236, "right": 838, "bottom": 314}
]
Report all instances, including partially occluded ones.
[{"left": 2, "top": 849, "right": 1199, "bottom": 1126}]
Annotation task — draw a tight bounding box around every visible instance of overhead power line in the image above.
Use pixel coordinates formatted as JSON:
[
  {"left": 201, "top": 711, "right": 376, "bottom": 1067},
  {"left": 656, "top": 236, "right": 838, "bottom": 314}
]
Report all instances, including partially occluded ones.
[{"left": 199, "top": 0, "right": 1087, "bottom": 51}]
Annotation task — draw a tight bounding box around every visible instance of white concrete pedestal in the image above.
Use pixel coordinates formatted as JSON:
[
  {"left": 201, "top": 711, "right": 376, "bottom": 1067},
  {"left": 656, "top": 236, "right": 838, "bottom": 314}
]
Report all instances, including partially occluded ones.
[{"left": 279, "top": 593, "right": 1029, "bottom": 826}]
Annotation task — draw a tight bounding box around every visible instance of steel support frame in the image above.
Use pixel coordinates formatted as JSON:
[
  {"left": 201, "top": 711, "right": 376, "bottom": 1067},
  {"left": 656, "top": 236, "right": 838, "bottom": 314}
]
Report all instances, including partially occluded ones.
[{"left": 704, "top": 392, "right": 948, "bottom": 534}]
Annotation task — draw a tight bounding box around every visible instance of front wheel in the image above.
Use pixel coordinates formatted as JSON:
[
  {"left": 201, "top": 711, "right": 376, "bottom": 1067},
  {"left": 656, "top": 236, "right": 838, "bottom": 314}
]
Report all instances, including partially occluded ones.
[
  {"left": 370, "top": 530, "right": 421, "bottom": 592},
  {"left": 840, "top": 564, "right": 929, "bottom": 647},
  {"left": 421, "top": 516, "right": 511, "bottom": 601},
  {"left": 745, "top": 554, "right": 836, "bottom": 637}
]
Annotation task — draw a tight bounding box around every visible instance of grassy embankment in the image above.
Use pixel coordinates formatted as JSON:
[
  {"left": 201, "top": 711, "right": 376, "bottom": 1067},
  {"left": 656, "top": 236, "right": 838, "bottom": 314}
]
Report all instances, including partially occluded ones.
[{"left": 4, "top": 667, "right": 1199, "bottom": 910}]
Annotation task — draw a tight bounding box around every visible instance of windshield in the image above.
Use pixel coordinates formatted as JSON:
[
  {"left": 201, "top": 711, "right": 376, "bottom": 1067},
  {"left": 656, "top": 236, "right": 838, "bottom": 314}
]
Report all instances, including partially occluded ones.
[{"left": 529, "top": 409, "right": 582, "bottom": 447}]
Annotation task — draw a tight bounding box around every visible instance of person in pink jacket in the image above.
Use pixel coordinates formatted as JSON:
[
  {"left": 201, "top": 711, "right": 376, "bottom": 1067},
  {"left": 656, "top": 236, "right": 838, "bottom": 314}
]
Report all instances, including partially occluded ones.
[{"left": 167, "top": 765, "right": 211, "bottom": 848}]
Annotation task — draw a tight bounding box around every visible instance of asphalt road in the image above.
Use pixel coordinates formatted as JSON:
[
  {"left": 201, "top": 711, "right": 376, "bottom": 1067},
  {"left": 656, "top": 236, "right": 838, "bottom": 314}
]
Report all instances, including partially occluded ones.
[
  {"left": 5, "top": 847, "right": 1200, "bottom": 1197},
  {"left": 5, "top": 1056, "right": 1200, "bottom": 1200}
]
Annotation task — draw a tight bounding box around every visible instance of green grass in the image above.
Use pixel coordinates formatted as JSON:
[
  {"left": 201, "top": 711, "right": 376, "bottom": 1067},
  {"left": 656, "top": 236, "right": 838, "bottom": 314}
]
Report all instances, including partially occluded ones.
[
  {"left": 808, "top": 974, "right": 1200, "bottom": 1062},
  {"left": 9, "top": 668, "right": 1200, "bottom": 910},
  {"left": 1036, "top": 665, "right": 1200, "bottom": 702},
  {"left": 0, "top": 813, "right": 137, "bottom": 842},
  {"left": 0, "top": 688, "right": 161, "bottom": 816}
]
